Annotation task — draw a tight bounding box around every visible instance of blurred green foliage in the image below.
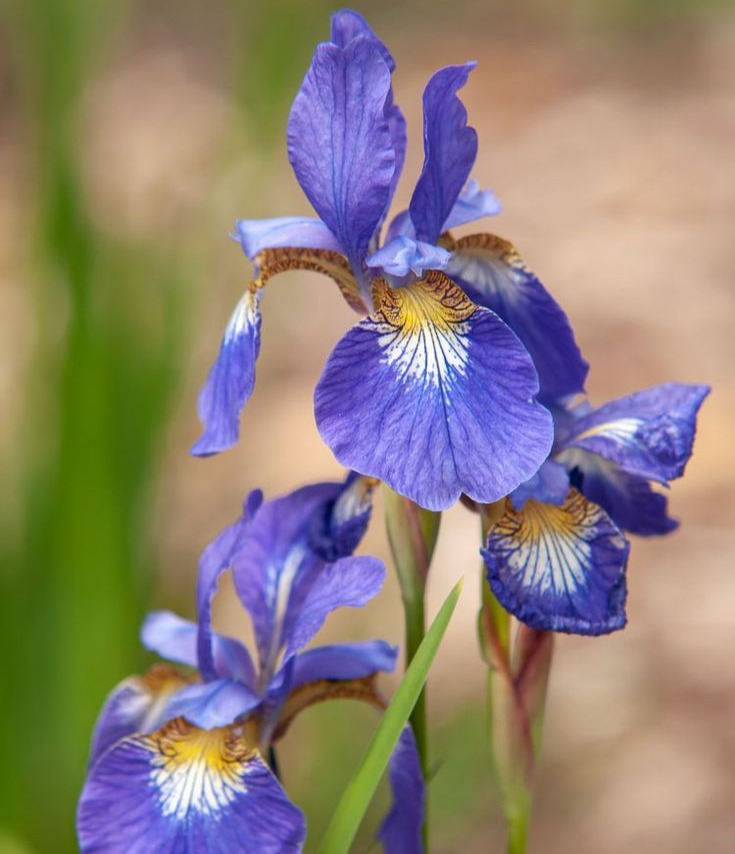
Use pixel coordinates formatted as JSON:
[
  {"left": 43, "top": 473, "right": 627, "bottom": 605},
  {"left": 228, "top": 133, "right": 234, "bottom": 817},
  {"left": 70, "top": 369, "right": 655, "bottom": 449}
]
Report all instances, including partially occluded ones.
[
  {"left": 0, "top": 0, "right": 357, "bottom": 849},
  {"left": 0, "top": 0, "right": 186, "bottom": 848},
  {"left": 0, "top": 0, "right": 727, "bottom": 851}
]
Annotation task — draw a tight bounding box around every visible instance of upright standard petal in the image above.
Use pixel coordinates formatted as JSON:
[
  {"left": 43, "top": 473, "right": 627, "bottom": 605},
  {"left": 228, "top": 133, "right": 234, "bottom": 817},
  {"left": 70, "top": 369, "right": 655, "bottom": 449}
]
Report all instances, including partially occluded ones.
[
  {"left": 561, "top": 447, "right": 679, "bottom": 536},
  {"left": 191, "top": 287, "right": 262, "bottom": 457},
  {"left": 482, "top": 491, "right": 629, "bottom": 635},
  {"left": 78, "top": 719, "right": 305, "bottom": 854},
  {"left": 231, "top": 482, "right": 345, "bottom": 672},
  {"left": 444, "top": 233, "right": 588, "bottom": 402},
  {"left": 196, "top": 490, "right": 263, "bottom": 683},
  {"left": 330, "top": 9, "right": 407, "bottom": 204},
  {"left": 315, "top": 272, "right": 554, "bottom": 511},
  {"left": 378, "top": 727, "right": 425, "bottom": 854},
  {"left": 280, "top": 554, "right": 386, "bottom": 661},
  {"left": 89, "top": 665, "right": 191, "bottom": 767},
  {"left": 409, "top": 64, "right": 478, "bottom": 243},
  {"left": 330, "top": 9, "right": 395, "bottom": 68},
  {"left": 384, "top": 179, "right": 501, "bottom": 246},
  {"left": 287, "top": 37, "right": 395, "bottom": 273},
  {"left": 559, "top": 382, "right": 709, "bottom": 483}
]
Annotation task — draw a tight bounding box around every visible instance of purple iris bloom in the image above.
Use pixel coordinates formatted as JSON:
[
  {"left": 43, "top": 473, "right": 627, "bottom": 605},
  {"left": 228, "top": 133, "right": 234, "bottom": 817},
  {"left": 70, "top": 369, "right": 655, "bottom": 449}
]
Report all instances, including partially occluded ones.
[
  {"left": 190, "top": 9, "right": 579, "bottom": 512},
  {"left": 481, "top": 382, "right": 709, "bottom": 636},
  {"left": 77, "top": 475, "right": 425, "bottom": 854}
]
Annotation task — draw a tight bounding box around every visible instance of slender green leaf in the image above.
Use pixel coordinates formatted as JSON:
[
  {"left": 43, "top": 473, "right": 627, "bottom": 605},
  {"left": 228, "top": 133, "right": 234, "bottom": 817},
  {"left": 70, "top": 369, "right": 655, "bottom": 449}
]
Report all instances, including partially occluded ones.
[{"left": 318, "top": 578, "right": 464, "bottom": 854}]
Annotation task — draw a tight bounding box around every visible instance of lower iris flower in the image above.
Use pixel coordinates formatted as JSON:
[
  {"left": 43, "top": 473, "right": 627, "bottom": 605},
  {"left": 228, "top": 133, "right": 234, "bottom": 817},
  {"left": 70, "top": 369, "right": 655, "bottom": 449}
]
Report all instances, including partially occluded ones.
[
  {"left": 190, "top": 9, "right": 570, "bottom": 512},
  {"left": 77, "top": 475, "right": 424, "bottom": 853},
  {"left": 481, "top": 382, "right": 709, "bottom": 635}
]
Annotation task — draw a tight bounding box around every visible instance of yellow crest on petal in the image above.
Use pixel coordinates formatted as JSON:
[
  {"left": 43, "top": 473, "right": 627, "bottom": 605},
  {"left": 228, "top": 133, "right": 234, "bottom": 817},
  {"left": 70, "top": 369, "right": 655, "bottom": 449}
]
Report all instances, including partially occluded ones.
[
  {"left": 368, "top": 272, "right": 477, "bottom": 389},
  {"left": 371, "top": 270, "right": 475, "bottom": 333},
  {"left": 147, "top": 718, "right": 257, "bottom": 819}
]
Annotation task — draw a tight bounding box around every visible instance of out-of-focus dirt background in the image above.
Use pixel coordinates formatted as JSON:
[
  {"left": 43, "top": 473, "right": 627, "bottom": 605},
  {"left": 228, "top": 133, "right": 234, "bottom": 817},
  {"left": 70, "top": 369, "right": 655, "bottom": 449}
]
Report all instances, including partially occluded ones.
[{"left": 1, "top": 1, "right": 733, "bottom": 852}]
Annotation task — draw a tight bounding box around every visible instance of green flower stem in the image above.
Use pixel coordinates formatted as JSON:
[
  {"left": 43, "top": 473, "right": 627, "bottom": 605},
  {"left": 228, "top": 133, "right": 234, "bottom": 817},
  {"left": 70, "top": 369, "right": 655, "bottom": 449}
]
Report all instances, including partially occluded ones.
[
  {"left": 384, "top": 487, "right": 441, "bottom": 846},
  {"left": 478, "top": 502, "right": 554, "bottom": 854},
  {"left": 506, "top": 796, "right": 531, "bottom": 854}
]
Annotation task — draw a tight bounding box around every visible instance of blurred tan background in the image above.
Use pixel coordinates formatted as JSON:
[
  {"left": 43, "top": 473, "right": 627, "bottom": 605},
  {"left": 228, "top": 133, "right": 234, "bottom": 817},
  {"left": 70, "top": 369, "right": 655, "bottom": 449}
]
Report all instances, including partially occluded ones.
[{"left": 1, "top": 0, "right": 733, "bottom": 852}]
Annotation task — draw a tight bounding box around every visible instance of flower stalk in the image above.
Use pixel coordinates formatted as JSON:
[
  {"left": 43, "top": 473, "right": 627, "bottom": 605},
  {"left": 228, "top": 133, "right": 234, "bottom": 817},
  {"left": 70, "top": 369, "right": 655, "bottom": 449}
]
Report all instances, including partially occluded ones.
[
  {"left": 384, "top": 487, "right": 441, "bottom": 843},
  {"left": 479, "top": 503, "right": 554, "bottom": 854}
]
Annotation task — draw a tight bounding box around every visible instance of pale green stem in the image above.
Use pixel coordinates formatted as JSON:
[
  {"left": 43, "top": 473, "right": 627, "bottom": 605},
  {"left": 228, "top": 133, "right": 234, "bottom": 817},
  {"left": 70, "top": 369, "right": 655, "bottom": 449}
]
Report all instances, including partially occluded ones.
[
  {"left": 478, "top": 501, "right": 554, "bottom": 854},
  {"left": 506, "top": 797, "right": 531, "bottom": 854}
]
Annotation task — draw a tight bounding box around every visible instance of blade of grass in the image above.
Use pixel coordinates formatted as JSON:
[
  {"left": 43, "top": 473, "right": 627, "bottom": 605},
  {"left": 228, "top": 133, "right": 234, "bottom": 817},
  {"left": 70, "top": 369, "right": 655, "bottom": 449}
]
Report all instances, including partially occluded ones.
[{"left": 318, "top": 578, "right": 464, "bottom": 854}]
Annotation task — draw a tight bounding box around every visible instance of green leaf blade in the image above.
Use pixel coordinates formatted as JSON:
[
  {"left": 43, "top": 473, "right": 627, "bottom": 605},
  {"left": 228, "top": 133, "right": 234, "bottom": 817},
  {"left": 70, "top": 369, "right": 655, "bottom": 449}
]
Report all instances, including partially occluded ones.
[{"left": 318, "top": 578, "right": 464, "bottom": 854}]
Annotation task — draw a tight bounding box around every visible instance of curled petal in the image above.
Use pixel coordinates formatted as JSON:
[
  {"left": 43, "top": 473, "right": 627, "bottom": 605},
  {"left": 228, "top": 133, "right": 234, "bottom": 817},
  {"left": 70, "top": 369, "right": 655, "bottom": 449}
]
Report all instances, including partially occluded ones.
[
  {"left": 559, "top": 382, "right": 710, "bottom": 483},
  {"left": 368, "top": 236, "right": 451, "bottom": 279},
  {"left": 193, "top": 246, "right": 368, "bottom": 460},
  {"left": 288, "top": 37, "right": 395, "bottom": 273},
  {"left": 410, "top": 64, "right": 478, "bottom": 243},
  {"left": 191, "top": 288, "right": 262, "bottom": 457},
  {"left": 442, "top": 179, "right": 501, "bottom": 231},
  {"left": 315, "top": 272, "right": 554, "bottom": 511},
  {"left": 445, "top": 233, "right": 588, "bottom": 402},
  {"left": 308, "top": 472, "right": 378, "bottom": 561},
  {"left": 88, "top": 665, "right": 191, "bottom": 767},
  {"left": 482, "top": 491, "right": 629, "bottom": 635},
  {"left": 561, "top": 447, "right": 679, "bottom": 536},
  {"left": 273, "top": 674, "right": 386, "bottom": 741},
  {"left": 379, "top": 727, "right": 425, "bottom": 854},
  {"left": 78, "top": 719, "right": 305, "bottom": 854},
  {"left": 252, "top": 245, "right": 366, "bottom": 314}
]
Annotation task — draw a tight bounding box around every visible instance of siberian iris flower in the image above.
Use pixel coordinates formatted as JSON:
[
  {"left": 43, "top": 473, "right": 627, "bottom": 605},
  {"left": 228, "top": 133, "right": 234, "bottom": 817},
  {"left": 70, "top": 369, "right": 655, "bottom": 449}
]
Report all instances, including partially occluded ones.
[
  {"left": 77, "top": 475, "right": 424, "bottom": 853},
  {"left": 481, "top": 382, "right": 709, "bottom": 635},
  {"left": 189, "top": 8, "right": 595, "bottom": 512}
]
